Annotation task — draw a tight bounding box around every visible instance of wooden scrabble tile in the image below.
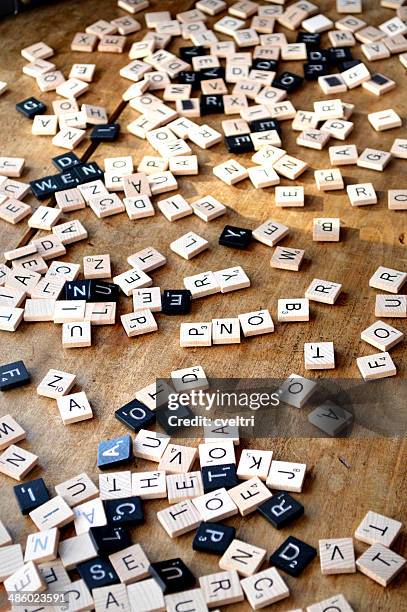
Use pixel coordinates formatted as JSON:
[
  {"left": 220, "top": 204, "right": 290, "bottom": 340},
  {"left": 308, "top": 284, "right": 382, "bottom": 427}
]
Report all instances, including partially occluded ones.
[
  {"left": 319, "top": 538, "right": 356, "bottom": 575},
  {"left": 0, "top": 306, "right": 24, "bottom": 331},
  {"left": 114, "top": 268, "right": 152, "bottom": 296},
  {"left": 83, "top": 254, "right": 111, "bottom": 280},
  {"left": 73, "top": 498, "right": 107, "bottom": 535},
  {"left": 388, "top": 189, "right": 407, "bottom": 210},
  {"left": 361, "top": 320, "right": 403, "bottom": 351},
  {"left": 180, "top": 322, "right": 212, "bottom": 347},
  {"left": 199, "top": 570, "right": 243, "bottom": 607},
  {"left": 391, "top": 138, "right": 407, "bottom": 159},
  {"left": 356, "top": 543, "right": 406, "bottom": 586},
  {"left": 229, "top": 477, "right": 272, "bottom": 516},
  {"left": 0, "top": 198, "right": 31, "bottom": 224},
  {"left": 292, "top": 110, "right": 319, "bottom": 132},
  {"left": 329, "top": 144, "right": 358, "bottom": 166},
  {"left": 171, "top": 365, "right": 209, "bottom": 394},
  {"left": 135, "top": 380, "right": 174, "bottom": 411},
  {"left": 0, "top": 414, "right": 26, "bottom": 451},
  {"left": 28, "top": 206, "right": 62, "bottom": 230},
  {"left": 197, "top": 0, "right": 226, "bottom": 14},
  {"left": 318, "top": 73, "right": 347, "bottom": 95},
  {"left": 363, "top": 73, "right": 396, "bottom": 96},
  {"left": 31, "top": 113, "right": 58, "bottom": 135},
  {"left": 252, "top": 219, "right": 289, "bottom": 247},
  {"left": 127, "top": 578, "right": 165, "bottom": 611},
  {"left": 133, "top": 430, "right": 170, "bottom": 463},
  {"left": 314, "top": 99, "right": 344, "bottom": 121},
  {"left": 0, "top": 544, "right": 23, "bottom": 581},
  {"left": 278, "top": 298, "right": 310, "bottom": 323},
  {"left": 248, "top": 165, "right": 280, "bottom": 189},
  {"left": 22, "top": 41, "right": 54, "bottom": 61},
  {"left": 307, "top": 594, "right": 354, "bottom": 612},
  {"left": 29, "top": 279, "right": 63, "bottom": 302},
  {"left": 214, "top": 266, "right": 250, "bottom": 293},
  {"left": 275, "top": 186, "right": 304, "bottom": 207},
  {"left": 165, "top": 589, "right": 208, "bottom": 612},
  {"left": 0, "top": 157, "right": 25, "bottom": 178},
  {"left": 297, "top": 129, "right": 330, "bottom": 151},
  {"left": 30, "top": 496, "right": 74, "bottom": 531},
  {"left": 241, "top": 567, "right": 289, "bottom": 609},
  {"left": 158, "top": 444, "right": 197, "bottom": 474},
  {"left": 52, "top": 127, "right": 86, "bottom": 150},
  {"left": 355, "top": 511, "right": 402, "bottom": 548},
  {"left": 132, "top": 470, "right": 167, "bottom": 500},
  {"left": 199, "top": 440, "right": 236, "bottom": 467},
  {"left": 0, "top": 285, "right": 25, "bottom": 308},
  {"left": 108, "top": 543, "right": 149, "bottom": 585},
  {"left": 4, "top": 560, "right": 46, "bottom": 594},
  {"left": 122, "top": 173, "right": 150, "bottom": 198},
  {"left": 357, "top": 148, "right": 391, "bottom": 172},
  {"left": 24, "top": 528, "right": 59, "bottom": 563},
  {"left": 0, "top": 178, "right": 29, "bottom": 199},
  {"left": 369, "top": 266, "right": 406, "bottom": 293},
  {"left": 148, "top": 171, "right": 178, "bottom": 196},
  {"left": 157, "top": 499, "right": 201, "bottom": 538},
  {"left": 89, "top": 194, "right": 125, "bottom": 218},
  {"left": 320, "top": 118, "right": 353, "bottom": 140},
  {"left": 57, "top": 391, "right": 93, "bottom": 425},
  {"left": 361, "top": 41, "right": 390, "bottom": 61},
  {"left": 157, "top": 194, "right": 192, "bottom": 221},
  {"left": 55, "top": 473, "right": 98, "bottom": 507},
  {"left": 169, "top": 155, "right": 198, "bottom": 176},
  {"left": 341, "top": 62, "right": 370, "bottom": 89},
  {"left": 37, "top": 369, "right": 76, "bottom": 399},
  {"left": 55, "top": 188, "right": 85, "bottom": 212},
  {"left": 121, "top": 310, "right": 157, "bottom": 338},
  {"left": 313, "top": 218, "right": 340, "bottom": 242},
  {"left": 204, "top": 423, "right": 239, "bottom": 445},
  {"left": 0, "top": 445, "right": 38, "bottom": 481},
  {"left": 266, "top": 460, "right": 306, "bottom": 493},
  {"left": 375, "top": 295, "right": 407, "bottom": 318},
  {"left": 356, "top": 351, "right": 396, "bottom": 380},
  {"left": 133, "top": 288, "right": 161, "bottom": 313},
  {"left": 368, "top": 109, "right": 402, "bottom": 131},
  {"left": 305, "top": 278, "right": 342, "bottom": 305},
  {"left": 191, "top": 195, "right": 226, "bottom": 222},
  {"left": 183, "top": 271, "right": 220, "bottom": 298},
  {"left": 304, "top": 341, "right": 335, "bottom": 370},
  {"left": 219, "top": 539, "right": 267, "bottom": 577},
  {"left": 236, "top": 450, "right": 273, "bottom": 482},
  {"left": 347, "top": 182, "right": 377, "bottom": 206},
  {"left": 308, "top": 401, "right": 353, "bottom": 436},
  {"left": 166, "top": 471, "right": 204, "bottom": 504},
  {"left": 212, "top": 318, "right": 241, "bottom": 344},
  {"left": 99, "top": 471, "right": 132, "bottom": 501},
  {"left": 314, "top": 169, "right": 344, "bottom": 191},
  {"left": 193, "top": 488, "right": 238, "bottom": 521},
  {"left": 270, "top": 247, "right": 304, "bottom": 272},
  {"left": 71, "top": 31, "right": 98, "bottom": 52},
  {"left": 54, "top": 300, "right": 86, "bottom": 323},
  {"left": 98, "top": 34, "right": 127, "bottom": 53},
  {"left": 238, "top": 309, "right": 274, "bottom": 337},
  {"left": 78, "top": 179, "right": 109, "bottom": 202},
  {"left": 124, "top": 195, "right": 155, "bottom": 220},
  {"left": 188, "top": 124, "right": 222, "bottom": 149},
  {"left": 213, "top": 159, "right": 248, "bottom": 185},
  {"left": 85, "top": 302, "right": 117, "bottom": 326},
  {"left": 170, "top": 232, "right": 209, "bottom": 260}
]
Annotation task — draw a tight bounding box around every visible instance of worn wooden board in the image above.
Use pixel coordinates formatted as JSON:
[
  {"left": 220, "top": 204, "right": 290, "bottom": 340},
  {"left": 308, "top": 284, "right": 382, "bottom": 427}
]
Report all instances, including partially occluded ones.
[{"left": 0, "top": 0, "right": 406, "bottom": 610}]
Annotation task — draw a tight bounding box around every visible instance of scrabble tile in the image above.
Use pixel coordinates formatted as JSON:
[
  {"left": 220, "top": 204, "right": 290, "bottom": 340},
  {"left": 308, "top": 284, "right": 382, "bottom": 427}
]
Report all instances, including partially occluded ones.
[
  {"left": 368, "top": 109, "right": 402, "bottom": 131},
  {"left": 318, "top": 73, "right": 347, "bottom": 95},
  {"left": 127, "top": 248, "right": 166, "bottom": 273},
  {"left": 304, "top": 342, "right": 335, "bottom": 370},
  {"left": 180, "top": 322, "right": 212, "bottom": 347},
  {"left": 314, "top": 169, "right": 344, "bottom": 191},
  {"left": 193, "top": 521, "right": 236, "bottom": 555},
  {"left": 55, "top": 473, "right": 98, "bottom": 507},
  {"left": 169, "top": 155, "right": 198, "bottom": 176},
  {"left": 388, "top": 190, "right": 407, "bottom": 210},
  {"left": 247, "top": 165, "right": 280, "bottom": 189},
  {"left": 161, "top": 290, "right": 192, "bottom": 316},
  {"left": 30, "top": 495, "right": 74, "bottom": 531},
  {"left": 93, "top": 584, "right": 130, "bottom": 612},
  {"left": 73, "top": 498, "right": 107, "bottom": 535},
  {"left": 275, "top": 186, "right": 304, "bottom": 207},
  {"left": 213, "top": 159, "right": 248, "bottom": 185},
  {"left": 308, "top": 402, "right": 353, "bottom": 436},
  {"left": 0, "top": 198, "right": 31, "bottom": 224},
  {"left": 91, "top": 124, "right": 120, "bottom": 142},
  {"left": 320, "top": 118, "right": 354, "bottom": 141},
  {"left": 270, "top": 535, "right": 316, "bottom": 577},
  {"left": 97, "top": 434, "right": 132, "bottom": 470},
  {"left": 183, "top": 271, "right": 220, "bottom": 299},
  {"left": 157, "top": 194, "right": 191, "bottom": 221},
  {"left": 165, "top": 589, "right": 208, "bottom": 612},
  {"left": 228, "top": 477, "right": 272, "bottom": 516},
  {"left": 375, "top": 295, "right": 407, "bottom": 318},
  {"left": 319, "top": 538, "right": 356, "bottom": 575},
  {"left": 99, "top": 472, "right": 132, "bottom": 501},
  {"left": 131, "top": 470, "right": 167, "bottom": 500},
  {"left": 115, "top": 398, "right": 155, "bottom": 434},
  {"left": 133, "top": 430, "right": 170, "bottom": 463},
  {"left": 242, "top": 568, "right": 290, "bottom": 609},
  {"left": 266, "top": 460, "right": 306, "bottom": 492},
  {"left": 0, "top": 544, "right": 24, "bottom": 581},
  {"left": 199, "top": 440, "right": 236, "bottom": 469},
  {"left": 149, "top": 558, "right": 195, "bottom": 595},
  {"left": 199, "top": 570, "right": 244, "bottom": 607},
  {"left": 356, "top": 543, "right": 406, "bottom": 586},
  {"left": 305, "top": 278, "right": 342, "bottom": 305},
  {"left": 157, "top": 499, "right": 201, "bottom": 538},
  {"left": 166, "top": 472, "right": 204, "bottom": 504},
  {"left": 307, "top": 594, "right": 354, "bottom": 612},
  {"left": 124, "top": 195, "right": 154, "bottom": 220},
  {"left": 89, "top": 525, "right": 132, "bottom": 556},
  {"left": 297, "top": 129, "right": 330, "bottom": 150},
  {"left": 192, "top": 488, "right": 238, "bottom": 522},
  {"left": 357, "top": 148, "right": 391, "bottom": 172},
  {"left": 114, "top": 268, "right": 152, "bottom": 297},
  {"left": 57, "top": 391, "right": 93, "bottom": 425},
  {"left": 37, "top": 369, "right": 76, "bottom": 399},
  {"left": 27, "top": 206, "right": 61, "bottom": 231},
  {"left": 88, "top": 194, "right": 125, "bottom": 218},
  {"left": 252, "top": 219, "right": 289, "bottom": 248},
  {"left": 54, "top": 300, "right": 86, "bottom": 324},
  {"left": 391, "top": 138, "right": 407, "bottom": 159},
  {"left": 278, "top": 374, "right": 316, "bottom": 410},
  {"left": 0, "top": 414, "right": 25, "bottom": 454},
  {"left": 16, "top": 96, "right": 47, "bottom": 119},
  {"left": 127, "top": 578, "right": 165, "bottom": 611},
  {"left": 347, "top": 182, "right": 377, "bottom": 207},
  {"left": 191, "top": 195, "right": 226, "bottom": 222},
  {"left": 211, "top": 318, "right": 240, "bottom": 345},
  {"left": 4, "top": 560, "right": 46, "bottom": 595},
  {"left": 363, "top": 73, "right": 396, "bottom": 96},
  {"left": 219, "top": 539, "right": 267, "bottom": 578},
  {"left": 22, "top": 41, "right": 54, "bottom": 61},
  {"left": 238, "top": 310, "right": 274, "bottom": 338},
  {"left": 170, "top": 232, "right": 209, "bottom": 260},
  {"left": 109, "top": 543, "right": 149, "bottom": 584},
  {"left": 313, "top": 218, "right": 340, "bottom": 242},
  {"left": 52, "top": 127, "right": 86, "bottom": 150},
  {"left": 0, "top": 157, "right": 25, "bottom": 178},
  {"left": 201, "top": 464, "right": 239, "bottom": 493},
  {"left": 121, "top": 310, "right": 157, "bottom": 338},
  {"left": 258, "top": 492, "right": 304, "bottom": 530},
  {"left": 77, "top": 558, "right": 119, "bottom": 592},
  {"left": 84, "top": 302, "right": 116, "bottom": 326},
  {"left": 361, "top": 320, "right": 403, "bottom": 351},
  {"left": 278, "top": 298, "right": 309, "bottom": 323},
  {"left": 219, "top": 225, "right": 252, "bottom": 250},
  {"left": 55, "top": 188, "right": 85, "bottom": 212},
  {"left": 270, "top": 247, "right": 304, "bottom": 272},
  {"left": 0, "top": 360, "right": 30, "bottom": 392},
  {"left": 158, "top": 444, "right": 197, "bottom": 474},
  {"left": 83, "top": 255, "right": 111, "bottom": 280},
  {"left": 369, "top": 266, "right": 406, "bottom": 293},
  {"left": 0, "top": 444, "right": 38, "bottom": 481},
  {"left": 341, "top": 62, "right": 370, "bottom": 88},
  {"left": 133, "top": 288, "right": 162, "bottom": 313},
  {"left": 355, "top": 511, "right": 402, "bottom": 548},
  {"left": 356, "top": 351, "right": 396, "bottom": 380},
  {"left": 214, "top": 266, "right": 250, "bottom": 293},
  {"left": 24, "top": 528, "right": 59, "bottom": 563}
]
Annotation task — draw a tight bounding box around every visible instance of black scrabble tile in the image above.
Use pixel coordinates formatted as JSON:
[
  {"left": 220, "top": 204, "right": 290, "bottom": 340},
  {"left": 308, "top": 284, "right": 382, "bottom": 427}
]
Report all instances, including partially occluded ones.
[
  {"left": 16, "top": 97, "right": 46, "bottom": 119},
  {"left": 156, "top": 404, "right": 194, "bottom": 435},
  {"left": 149, "top": 558, "right": 196, "bottom": 594},
  {"left": 115, "top": 399, "right": 155, "bottom": 433},
  {"left": 52, "top": 152, "right": 81, "bottom": 171},
  {"left": 323, "top": 75, "right": 345, "bottom": 88},
  {"left": 13, "top": 478, "right": 50, "bottom": 515},
  {"left": 162, "top": 290, "right": 192, "bottom": 315},
  {"left": 90, "top": 123, "right": 120, "bottom": 142},
  {"left": 371, "top": 73, "right": 390, "bottom": 85},
  {"left": 104, "top": 497, "right": 144, "bottom": 527},
  {"left": 0, "top": 361, "right": 30, "bottom": 391},
  {"left": 303, "top": 63, "right": 329, "bottom": 81},
  {"left": 296, "top": 31, "right": 321, "bottom": 48},
  {"left": 30, "top": 175, "right": 61, "bottom": 200},
  {"left": 200, "top": 66, "right": 225, "bottom": 81},
  {"left": 249, "top": 117, "right": 281, "bottom": 134},
  {"left": 224, "top": 134, "right": 254, "bottom": 154},
  {"left": 77, "top": 558, "right": 120, "bottom": 591},
  {"left": 338, "top": 58, "right": 361, "bottom": 71},
  {"left": 201, "top": 464, "right": 239, "bottom": 493},
  {"left": 328, "top": 47, "right": 353, "bottom": 66},
  {"left": 178, "top": 70, "right": 201, "bottom": 90},
  {"left": 219, "top": 225, "right": 253, "bottom": 249},
  {"left": 58, "top": 170, "right": 80, "bottom": 189},
  {"left": 251, "top": 58, "right": 278, "bottom": 72},
  {"left": 200, "top": 94, "right": 224, "bottom": 115},
  {"left": 193, "top": 522, "right": 236, "bottom": 554},
  {"left": 89, "top": 525, "right": 131, "bottom": 556},
  {"left": 89, "top": 280, "right": 120, "bottom": 303},
  {"left": 178, "top": 100, "right": 196, "bottom": 113},
  {"left": 97, "top": 434, "right": 133, "bottom": 470},
  {"left": 269, "top": 535, "right": 316, "bottom": 577},
  {"left": 273, "top": 71, "right": 304, "bottom": 92},
  {"left": 257, "top": 492, "right": 304, "bottom": 529},
  {"left": 180, "top": 45, "right": 207, "bottom": 63},
  {"left": 65, "top": 280, "right": 91, "bottom": 300},
  {"left": 73, "top": 162, "right": 104, "bottom": 184},
  {"left": 307, "top": 49, "right": 330, "bottom": 64}
]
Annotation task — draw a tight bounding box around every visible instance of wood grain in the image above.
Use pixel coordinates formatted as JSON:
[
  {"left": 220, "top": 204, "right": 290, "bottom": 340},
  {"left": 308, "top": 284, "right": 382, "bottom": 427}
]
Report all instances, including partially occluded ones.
[{"left": 0, "top": 0, "right": 406, "bottom": 610}]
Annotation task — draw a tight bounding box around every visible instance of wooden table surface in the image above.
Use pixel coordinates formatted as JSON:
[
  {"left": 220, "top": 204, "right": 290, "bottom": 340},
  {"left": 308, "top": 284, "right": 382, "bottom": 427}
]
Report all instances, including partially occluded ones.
[{"left": 0, "top": 0, "right": 406, "bottom": 610}]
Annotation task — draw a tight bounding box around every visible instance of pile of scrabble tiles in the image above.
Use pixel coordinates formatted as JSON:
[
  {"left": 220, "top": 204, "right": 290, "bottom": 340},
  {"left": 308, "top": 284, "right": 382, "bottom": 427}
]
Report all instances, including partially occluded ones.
[{"left": 0, "top": 0, "right": 407, "bottom": 609}]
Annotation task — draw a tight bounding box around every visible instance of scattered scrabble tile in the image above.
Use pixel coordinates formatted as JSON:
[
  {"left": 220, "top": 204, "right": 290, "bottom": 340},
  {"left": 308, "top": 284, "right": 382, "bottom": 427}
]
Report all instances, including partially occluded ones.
[
  {"left": 361, "top": 320, "right": 403, "bottom": 351},
  {"left": 25, "top": 528, "right": 59, "bottom": 563},
  {"left": 170, "top": 231, "right": 209, "bottom": 260},
  {"left": 0, "top": 414, "right": 26, "bottom": 451},
  {"left": 388, "top": 189, "right": 407, "bottom": 211},
  {"left": 319, "top": 538, "right": 356, "bottom": 575},
  {"left": 368, "top": 108, "right": 402, "bottom": 131},
  {"left": 270, "top": 535, "right": 317, "bottom": 577},
  {"left": 127, "top": 578, "right": 165, "bottom": 611},
  {"left": 241, "top": 567, "right": 290, "bottom": 608},
  {"left": 57, "top": 391, "right": 93, "bottom": 424},
  {"left": 83, "top": 254, "right": 111, "bottom": 280},
  {"left": 308, "top": 401, "right": 353, "bottom": 436},
  {"left": 199, "top": 569, "right": 244, "bottom": 607},
  {"left": 357, "top": 148, "right": 392, "bottom": 171},
  {"left": 4, "top": 560, "right": 46, "bottom": 594},
  {"left": 369, "top": 266, "right": 406, "bottom": 293},
  {"left": 55, "top": 472, "right": 98, "bottom": 507},
  {"left": 258, "top": 491, "right": 304, "bottom": 530},
  {"left": 219, "top": 539, "right": 267, "bottom": 577},
  {"left": 37, "top": 369, "right": 76, "bottom": 399},
  {"left": 304, "top": 341, "right": 335, "bottom": 370},
  {"left": 305, "top": 278, "right": 342, "bottom": 304},
  {"left": 0, "top": 157, "right": 25, "bottom": 178},
  {"left": 270, "top": 247, "right": 305, "bottom": 272},
  {"left": 313, "top": 218, "right": 340, "bottom": 242},
  {"left": 356, "top": 543, "right": 406, "bottom": 586},
  {"left": 355, "top": 510, "right": 403, "bottom": 547},
  {"left": 307, "top": 594, "right": 354, "bottom": 612},
  {"left": 275, "top": 186, "right": 304, "bottom": 207},
  {"left": 0, "top": 360, "right": 30, "bottom": 391},
  {"left": 0, "top": 544, "right": 24, "bottom": 581},
  {"left": 213, "top": 159, "right": 248, "bottom": 185},
  {"left": 0, "top": 445, "right": 38, "bottom": 481},
  {"left": 157, "top": 499, "right": 201, "bottom": 538},
  {"left": 356, "top": 351, "right": 396, "bottom": 380},
  {"left": 314, "top": 168, "right": 344, "bottom": 191},
  {"left": 278, "top": 298, "right": 310, "bottom": 323}
]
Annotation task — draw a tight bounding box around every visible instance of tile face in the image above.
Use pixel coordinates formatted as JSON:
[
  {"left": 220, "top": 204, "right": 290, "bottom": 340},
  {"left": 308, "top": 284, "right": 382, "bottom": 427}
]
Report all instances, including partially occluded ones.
[
  {"left": 201, "top": 464, "right": 239, "bottom": 493},
  {"left": 228, "top": 477, "right": 272, "bottom": 516},
  {"left": 237, "top": 450, "right": 273, "bottom": 482},
  {"left": 55, "top": 472, "right": 98, "bottom": 507},
  {"left": 361, "top": 320, "right": 403, "bottom": 351},
  {"left": 57, "top": 391, "right": 93, "bottom": 424},
  {"left": 305, "top": 278, "right": 342, "bottom": 304},
  {"left": 356, "top": 543, "right": 406, "bottom": 586},
  {"left": 329, "top": 144, "right": 358, "bottom": 166},
  {"left": 357, "top": 148, "right": 391, "bottom": 171},
  {"left": 192, "top": 488, "right": 238, "bottom": 522},
  {"left": 77, "top": 557, "right": 119, "bottom": 592},
  {"left": 212, "top": 318, "right": 241, "bottom": 345},
  {"left": 278, "top": 298, "right": 309, "bottom": 323},
  {"left": 213, "top": 159, "right": 248, "bottom": 185},
  {"left": 314, "top": 169, "right": 344, "bottom": 191},
  {"left": 0, "top": 360, "right": 30, "bottom": 391},
  {"left": 158, "top": 444, "right": 197, "bottom": 475},
  {"left": 356, "top": 351, "right": 396, "bottom": 380},
  {"left": 307, "top": 594, "right": 354, "bottom": 612},
  {"left": 388, "top": 189, "right": 407, "bottom": 211},
  {"left": 308, "top": 402, "right": 353, "bottom": 436},
  {"left": 219, "top": 225, "right": 252, "bottom": 250},
  {"left": 199, "top": 440, "right": 236, "bottom": 468},
  {"left": 133, "top": 429, "right": 170, "bottom": 462},
  {"left": 97, "top": 434, "right": 132, "bottom": 470},
  {"left": 109, "top": 543, "right": 150, "bottom": 584},
  {"left": 30, "top": 496, "right": 74, "bottom": 531},
  {"left": 270, "top": 536, "right": 317, "bottom": 577},
  {"left": 193, "top": 521, "right": 236, "bottom": 555},
  {"left": 213, "top": 266, "right": 250, "bottom": 293},
  {"left": 270, "top": 247, "right": 304, "bottom": 271},
  {"left": 180, "top": 322, "right": 212, "bottom": 347},
  {"left": 127, "top": 578, "right": 165, "bottom": 612},
  {"left": 167, "top": 471, "right": 204, "bottom": 504},
  {"left": 258, "top": 492, "right": 304, "bottom": 529},
  {"left": 267, "top": 461, "right": 306, "bottom": 493},
  {"left": 149, "top": 558, "right": 196, "bottom": 595},
  {"left": 238, "top": 310, "right": 274, "bottom": 337},
  {"left": 0, "top": 544, "right": 24, "bottom": 581},
  {"left": 99, "top": 472, "right": 132, "bottom": 501},
  {"left": 368, "top": 108, "right": 402, "bottom": 131},
  {"left": 0, "top": 445, "right": 38, "bottom": 481},
  {"left": 74, "top": 498, "right": 107, "bottom": 535},
  {"left": 304, "top": 342, "right": 335, "bottom": 370},
  {"left": 275, "top": 186, "right": 304, "bottom": 207},
  {"left": 24, "top": 528, "right": 59, "bottom": 563},
  {"left": 170, "top": 231, "right": 209, "bottom": 260},
  {"left": 355, "top": 511, "right": 403, "bottom": 547},
  {"left": 132, "top": 470, "right": 167, "bottom": 500},
  {"left": 13, "top": 478, "right": 50, "bottom": 515},
  {"left": 313, "top": 218, "right": 340, "bottom": 242},
  {"left": 165, "top": 588, "right": 208, "bottom": 612},
  {"left": 157, "top": 500, "right": 201, "bottom": 538},
  {"left": 369, "top": 266, "right": 406, "bottom": 294},
  {"left": 241, "top": 567, "right": 290, "bottom": 609},
  {"left": 219, "top": 539, "right": 267, "bottom": 576},
  {"left": 199, "top": 570, "right": 244, "bottom": 607},
  {"left": 4, "top": 560, "right": 46, "bottom": 594},
  {"left": 319, "top": 538, "right": 356, "bottom": 574},
  {"left": 375, "top": 295, "right": 407, "bottom": 318}
]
